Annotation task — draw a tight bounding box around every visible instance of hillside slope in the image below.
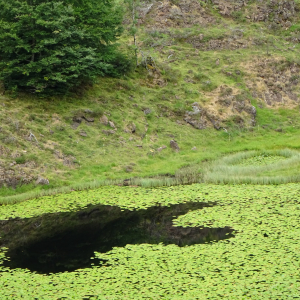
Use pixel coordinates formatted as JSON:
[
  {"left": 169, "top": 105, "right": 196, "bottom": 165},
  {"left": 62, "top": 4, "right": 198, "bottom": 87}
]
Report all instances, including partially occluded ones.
[{"left": 1, "top": 0, "right": 300, "bottom": 197}]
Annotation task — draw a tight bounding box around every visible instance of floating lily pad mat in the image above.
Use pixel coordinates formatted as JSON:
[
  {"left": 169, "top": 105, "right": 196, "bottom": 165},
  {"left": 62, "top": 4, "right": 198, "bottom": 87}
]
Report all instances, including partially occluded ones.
[
  {"left": 1, "top": 183, "right": 300, "bottom": 298},
  {"left": 1, "top": 202, "right": 232, "bottom": 274}
]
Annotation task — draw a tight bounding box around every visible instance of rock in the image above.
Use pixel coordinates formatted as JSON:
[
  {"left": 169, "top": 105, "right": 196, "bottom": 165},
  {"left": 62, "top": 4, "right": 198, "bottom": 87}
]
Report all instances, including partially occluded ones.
[
  {"left": 63, "top": 157, "right": 76, "bottom": 167},
  {"left": 36, "top": 176, "right": 49, "bottom": 185},
  {"left": 11, "top": 152, "right": 21, "bottom": 159},
  {"left": 102, "top": 130, "right": 116, "bottom": 136},
  {"left": 190, "top": 102, "right": 202, "bottom": 115},
  {"left": 136, "top": 145, "right": 143, "bottom": 148},
  {"left": 82, "top": 116, "right": 94, "bottom": 122},
  {"left": 79, "top": 131, "right": 87, "bottom": 137},
  {"left": 157, "top": 145, "right": 167, "bottom": 152},
  {"left": 54, "top": 150, "right": 64, "bottom": 159},
  {"left": 244, "top": 105, "right": 257, "bottom": 117},
  {"left": 125, "top": 165, "right": 133, "bottom": 173},
  {"left": 49, "top": 130, "right": 54, "bottom": 135},
  {"left": 170, "top": 140, "right": 180, "bottom": 152},
  {"left": 144, "top": 108, "right": 152, "bottom": 115},
  {"left": 72, "top": 116, "right": 82, "bottom": 123},
  {"left": 84, "top": 109, "right": 93, "bottom": 114},
  {"left": 184, "top": 117, "right": 207, "bottom": 130},
  {"left": 129, "top": 137, "right": 134, "bottom": 141},
  {"left": 108, "top": 121, "right": 116, "bottom": 129},
  {"left": 130, "top": 123, "right": 136, "bottom": 133},
  {"left": 0, "top": 146, "right": 9, "bottom": 157},
  {"left": 71, "top": 122, "right": 81, "bottom": 129},
  {"left": 100, "top": 115, "right": 109, "bottom": 125},
  {"left": 123, "top": 179, "right": 131, "bottom": 186},
  {"left": 275, "top": 128, "right": 283, "bottom": 132},
  {"left": 192, "top": 147, "right": 197, "bottom": 151},
  {"left": 206, "top": 113, "right": 221, "bottom": 130},
  {"left": 124, "top": 122, "right": 136, "bottom": 134},
  {"left": 233, "top": 101, "right": 245, "bottom": 113}
]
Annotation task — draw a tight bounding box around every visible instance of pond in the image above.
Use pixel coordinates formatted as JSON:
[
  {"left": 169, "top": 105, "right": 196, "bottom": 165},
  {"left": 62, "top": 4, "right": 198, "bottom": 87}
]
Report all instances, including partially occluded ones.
[
  {"left": 1, "top": 183, "right": 300, "bottom": 299},
  {"left": 1, "top": 201, "right": 233, "bottom": 274}
]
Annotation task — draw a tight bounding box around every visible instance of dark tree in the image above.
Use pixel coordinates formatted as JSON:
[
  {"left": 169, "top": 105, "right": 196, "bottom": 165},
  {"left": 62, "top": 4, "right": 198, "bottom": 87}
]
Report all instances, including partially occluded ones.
[{"left": 0, "top": 0, "right": 130, "bottom": 94}]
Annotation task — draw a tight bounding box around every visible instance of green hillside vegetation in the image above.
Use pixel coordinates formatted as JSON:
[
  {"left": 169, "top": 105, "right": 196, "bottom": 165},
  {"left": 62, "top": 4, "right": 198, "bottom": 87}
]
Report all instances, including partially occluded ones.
[{"left": 1, "top": 0, "right": 300, "bottom": 202}]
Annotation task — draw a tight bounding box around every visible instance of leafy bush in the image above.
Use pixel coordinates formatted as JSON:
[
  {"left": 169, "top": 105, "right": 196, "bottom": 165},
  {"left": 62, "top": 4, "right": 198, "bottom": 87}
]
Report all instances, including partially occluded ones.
[
  {"left": 231, "top": 11, "right": 246, "bottom": 22},
  {"left": 15, "top": 155, "right": 26, "bottom": 165},
  {"left": 0, "top": 0, "right": 130, "bottom": 95}
]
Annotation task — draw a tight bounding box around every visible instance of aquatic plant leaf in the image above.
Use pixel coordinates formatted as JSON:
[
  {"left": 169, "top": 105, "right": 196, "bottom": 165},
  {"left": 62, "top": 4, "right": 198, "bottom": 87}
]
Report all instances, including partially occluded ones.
[{"left": 1, "top": 184, "right": 300, "bottom": 298}]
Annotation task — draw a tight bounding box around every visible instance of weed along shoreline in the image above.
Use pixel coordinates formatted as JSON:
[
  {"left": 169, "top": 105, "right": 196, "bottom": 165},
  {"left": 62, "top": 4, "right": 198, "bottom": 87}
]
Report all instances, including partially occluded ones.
[
  {"left": 2, "top": 0, "right": 300, "bottom": 298},
  {"left": 2, "top": 148, "right": 300, "bottom": 205}
]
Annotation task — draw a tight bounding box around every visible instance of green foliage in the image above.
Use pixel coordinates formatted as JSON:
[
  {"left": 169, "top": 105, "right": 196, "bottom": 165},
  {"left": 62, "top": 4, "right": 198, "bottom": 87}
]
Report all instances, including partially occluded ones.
[
  {"left": 0, "top": 0, "right": 129, "bottom": 94},
  {"left": 15, "top": 155, "right": 26, "bottom": 165},
  {"left": 231, "top": 11, "right": 245, "bottom": 22}
]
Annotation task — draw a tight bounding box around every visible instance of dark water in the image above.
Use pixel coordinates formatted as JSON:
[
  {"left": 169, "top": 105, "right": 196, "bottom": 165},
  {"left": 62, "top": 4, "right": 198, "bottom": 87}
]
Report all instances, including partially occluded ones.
[{"left": 1, "top": 202, "right": 233, "bottom": 274}]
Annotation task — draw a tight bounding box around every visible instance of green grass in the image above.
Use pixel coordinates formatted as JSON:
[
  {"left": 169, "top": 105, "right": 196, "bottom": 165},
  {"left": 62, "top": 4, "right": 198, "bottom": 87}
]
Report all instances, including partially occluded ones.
[{"left": 204, "top": 149, "right": 300, "bottom": 184}]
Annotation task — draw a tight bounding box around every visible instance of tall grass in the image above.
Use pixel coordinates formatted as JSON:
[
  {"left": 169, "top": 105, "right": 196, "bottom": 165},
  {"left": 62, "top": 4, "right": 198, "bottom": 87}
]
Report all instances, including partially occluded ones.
[
  {"left": 2, "top": 149, "right": 300, "bottom": 205},
  {"left": 204, "top": 149, "right": 300, "bottom": 184},
  {"left": 130, "top": 166, "right": 202, "bottom": 187},
  {"left": 0, "top": 167, "right": 203, "bottom": 205},
  {"left": 0, "top": 179, "right": 123, "bottom": 205}
]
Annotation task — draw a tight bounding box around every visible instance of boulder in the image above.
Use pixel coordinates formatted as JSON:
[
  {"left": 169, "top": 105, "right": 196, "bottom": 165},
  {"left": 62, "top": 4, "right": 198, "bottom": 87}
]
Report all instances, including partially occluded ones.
[
  {"left": 36, "top": 176, "right": 49, "bottom": 185},
  {"left": 102, "top": 129, "right": 116, "bottom": 136},
  {"left": 108, "top": 121, "right": 116, "bottom": 129},
  {"left": 170, "top": 140, "right": 180, "bottom": 152},
  {"left": 72, "top": 116, "right": 82, "bottom": 123},
  {"left": 100, "top": 115, "right": 109, "bottom": 125},
  {"left": 124, "top": 122, "right": 136, "bottom": 134},
  {"left": 79, "top": 131, "right": 87, "bottom": 137},
  {"left": 144, "top": 108, "right": 152, "bottom": 115},
  {"left": 125, "top": 165, "right": 133, "bottom": 173},
  {"left": 82, "top": 116, "right": 94, "bottom": 123}
]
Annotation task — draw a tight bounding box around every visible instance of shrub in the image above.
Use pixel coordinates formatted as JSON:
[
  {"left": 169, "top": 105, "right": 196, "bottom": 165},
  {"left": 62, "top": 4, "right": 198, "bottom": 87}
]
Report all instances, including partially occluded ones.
[
  {"left": 0, "top": 0, "right": 130, "bottom": 95},
  {"left": 15, "top": 155, "right": 26, "bottom": 164}
]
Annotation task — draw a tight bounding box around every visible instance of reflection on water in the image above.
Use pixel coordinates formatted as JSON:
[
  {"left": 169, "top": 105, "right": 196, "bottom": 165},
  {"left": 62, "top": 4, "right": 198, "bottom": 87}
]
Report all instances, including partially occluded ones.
[{"left": 1, "top": 202, "right": 233, "bottom": 274}]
